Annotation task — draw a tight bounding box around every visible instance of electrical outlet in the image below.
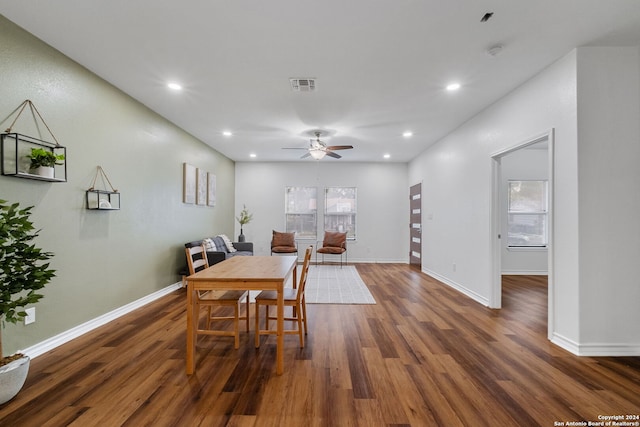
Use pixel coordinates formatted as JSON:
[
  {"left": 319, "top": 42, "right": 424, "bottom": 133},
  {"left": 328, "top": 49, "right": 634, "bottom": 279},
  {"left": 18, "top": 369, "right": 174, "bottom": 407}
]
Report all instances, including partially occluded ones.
[{"left": 24, "top": 307, "right": 36, "bottom": 325}]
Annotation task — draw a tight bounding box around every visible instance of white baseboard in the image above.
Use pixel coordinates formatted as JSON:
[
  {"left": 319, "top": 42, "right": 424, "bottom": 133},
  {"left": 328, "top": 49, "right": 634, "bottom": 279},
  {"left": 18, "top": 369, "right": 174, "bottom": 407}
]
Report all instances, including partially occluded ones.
[
  {"left": 423, "top": 268, "right": 490, "bottom": 307},
  {"left": 501, "top": 270, "right": 548, "bottom": 275},
  {"left": 552, "top": 333, "right": 640, "bottom": 356},
  {"left": 21, "top": 282, "right": 183, "bottom": 359}
]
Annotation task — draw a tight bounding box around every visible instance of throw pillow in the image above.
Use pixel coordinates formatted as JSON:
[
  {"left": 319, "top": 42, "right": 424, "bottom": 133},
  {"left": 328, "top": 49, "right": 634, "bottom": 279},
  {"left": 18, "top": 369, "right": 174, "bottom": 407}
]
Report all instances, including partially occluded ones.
[
  {"left": 202, "top": 238, "right": 217, "bottom": 251},
  {"left": 218, "top": 234, "right": 237, "bottom": 253},
  {"left": 272, "top": 230, "right": 295, "bottom": 247},
  {"left": 323, "top": 231, "right": 346, "bottom": 248},
  {"left": 212, "top": 236, "right": 227, "bottom": 253}
]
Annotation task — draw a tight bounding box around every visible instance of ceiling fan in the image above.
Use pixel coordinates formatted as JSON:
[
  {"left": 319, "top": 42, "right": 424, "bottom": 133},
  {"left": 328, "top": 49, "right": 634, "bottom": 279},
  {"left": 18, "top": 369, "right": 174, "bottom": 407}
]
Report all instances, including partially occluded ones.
[{"left": 283, "top": 131, "right": 353, "bottom": 159}]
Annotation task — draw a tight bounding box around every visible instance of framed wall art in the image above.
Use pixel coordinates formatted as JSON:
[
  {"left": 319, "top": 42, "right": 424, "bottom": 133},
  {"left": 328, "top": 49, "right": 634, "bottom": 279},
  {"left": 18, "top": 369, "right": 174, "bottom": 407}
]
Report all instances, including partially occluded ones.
[
  {"left": 183, "top": 163, "right": 196, "bottom": 204},
  {"left": 196, "top": 168, "right": 207, "bottom": 206},
  {"left": 207, "top": 172, "right": 216, "bottom": 207}
]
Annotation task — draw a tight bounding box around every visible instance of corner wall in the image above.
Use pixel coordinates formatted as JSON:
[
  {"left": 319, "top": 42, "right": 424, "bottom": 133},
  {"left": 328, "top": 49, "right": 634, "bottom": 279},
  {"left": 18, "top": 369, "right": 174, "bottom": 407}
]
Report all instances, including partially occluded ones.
[
  {"left": 0, "top": 16, "right": 236, "bottom": 355},
  {"left": 409, "top": 45, "right": 640, "bottom": 354},
  {"left": 408, "top": 50, "right": 581, "bottom": 345},
  {"left": 576, "top": 47, "right": 640, "bottom": 350}
]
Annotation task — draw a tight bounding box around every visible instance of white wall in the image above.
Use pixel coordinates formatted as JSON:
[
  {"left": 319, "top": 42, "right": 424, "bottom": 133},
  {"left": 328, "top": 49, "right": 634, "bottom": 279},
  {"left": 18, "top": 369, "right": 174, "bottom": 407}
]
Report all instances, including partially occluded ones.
[
  {"left": 235, "top": 162, "right": 408, "bottom": 263},
  {"left": 500, "top": 146, "right": 548, "bottom": 274},
  {"left": 409, "top": 50, "right": 581, "bottom": 341},
  {"left": 409, "top": 46, "right": 640, "bottom": 355},
  {"left": 576, "top": 47, "right": 640, "bottom": 349}
]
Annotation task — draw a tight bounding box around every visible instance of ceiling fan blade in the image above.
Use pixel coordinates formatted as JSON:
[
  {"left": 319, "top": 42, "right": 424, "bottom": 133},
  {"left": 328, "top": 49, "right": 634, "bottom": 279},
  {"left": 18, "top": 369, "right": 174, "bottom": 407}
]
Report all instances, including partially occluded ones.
[
  {"left": 326, "top": 151, "right": 342, "bottom": 159},
  {"left": 325, "top": 145, "right": 353, "bottom": 150},
  {"left": 300, "top": 152, "right": 311, "bottom": 159},
  {"left": 282, "top": 147, "right": 308, "bottom": 150}
]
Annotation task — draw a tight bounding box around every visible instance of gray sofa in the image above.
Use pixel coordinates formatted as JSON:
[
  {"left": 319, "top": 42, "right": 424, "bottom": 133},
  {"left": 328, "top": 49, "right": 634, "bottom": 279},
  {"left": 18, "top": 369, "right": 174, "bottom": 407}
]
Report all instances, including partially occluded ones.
[{"left": 180, "top": 236, "right": 253, "bottom": 280}]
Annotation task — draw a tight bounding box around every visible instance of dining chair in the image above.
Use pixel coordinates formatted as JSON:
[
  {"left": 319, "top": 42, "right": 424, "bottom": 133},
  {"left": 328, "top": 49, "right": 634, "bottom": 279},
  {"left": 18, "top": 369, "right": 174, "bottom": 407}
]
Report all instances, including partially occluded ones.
[
  {"left": 185, "top": 244, "right": 249, "bottom": 349},
  {"left": 270, "top": 230, "right": 298, "bottom": 257},
  {"left": 316, "top": 231, "right": 347, "bottom": 267},
  {"left": 255, "top": 245, "right": 313, "bottom": 348}
]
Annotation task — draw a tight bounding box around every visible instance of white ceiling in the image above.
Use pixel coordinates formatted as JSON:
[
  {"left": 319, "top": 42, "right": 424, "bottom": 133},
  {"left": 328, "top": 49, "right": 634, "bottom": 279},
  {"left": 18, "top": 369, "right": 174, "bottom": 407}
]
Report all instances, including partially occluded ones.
[{"left": 2, "top": 1, "right": 640, "bottom": 162}]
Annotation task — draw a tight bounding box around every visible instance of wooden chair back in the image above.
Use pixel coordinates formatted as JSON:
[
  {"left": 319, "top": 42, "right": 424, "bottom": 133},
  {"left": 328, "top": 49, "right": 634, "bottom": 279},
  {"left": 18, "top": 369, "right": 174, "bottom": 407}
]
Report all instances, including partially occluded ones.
[
  {"left": 296, "top": 246, "right": 313, "bottom": 301},
  {"left": 185, "top": 244, "right": 209, "bottom": 275}
]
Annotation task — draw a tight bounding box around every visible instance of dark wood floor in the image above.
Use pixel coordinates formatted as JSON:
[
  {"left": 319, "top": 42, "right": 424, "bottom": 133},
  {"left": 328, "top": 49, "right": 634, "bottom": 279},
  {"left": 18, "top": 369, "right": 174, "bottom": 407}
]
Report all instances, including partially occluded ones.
[{"left": 1, "top": 265, "right": 639, "bottom": 426}]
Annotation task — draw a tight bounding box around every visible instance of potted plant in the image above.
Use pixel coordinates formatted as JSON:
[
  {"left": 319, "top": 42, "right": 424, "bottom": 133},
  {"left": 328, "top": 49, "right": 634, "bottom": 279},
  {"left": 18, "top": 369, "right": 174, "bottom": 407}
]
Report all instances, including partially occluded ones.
[
  {"left": 0, "top": 200, "right": 56, "bottom": 404},
  {"left": 235, "top": 204, "right": 253, "bottom": 242},
  {"left": 27, "top": 147, "right": 65, "bottom": 178}
]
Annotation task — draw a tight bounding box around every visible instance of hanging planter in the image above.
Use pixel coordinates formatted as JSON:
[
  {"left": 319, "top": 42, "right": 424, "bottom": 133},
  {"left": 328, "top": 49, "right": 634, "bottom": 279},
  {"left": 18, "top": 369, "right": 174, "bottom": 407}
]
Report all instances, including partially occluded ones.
[{"left": 1, "top": 100, "right": 67, "bottom": 182}]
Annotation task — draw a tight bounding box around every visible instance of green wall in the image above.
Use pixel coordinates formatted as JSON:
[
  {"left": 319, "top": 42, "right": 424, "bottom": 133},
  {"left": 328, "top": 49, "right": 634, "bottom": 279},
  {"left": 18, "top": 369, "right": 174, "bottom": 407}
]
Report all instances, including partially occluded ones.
[{"left": 0, "top": 16, "right": 236, "bottom": 355}]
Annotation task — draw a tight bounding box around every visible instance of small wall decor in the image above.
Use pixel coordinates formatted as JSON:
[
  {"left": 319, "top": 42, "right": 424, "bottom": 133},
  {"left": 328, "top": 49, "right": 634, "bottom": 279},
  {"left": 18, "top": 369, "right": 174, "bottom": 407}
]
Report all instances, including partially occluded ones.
[
  {"left": 183, "top": 163, "right": 196, "bottom": 204},
  {"left": 196, "top": 168, "right": 207, "bottom": 206},
  {"left": 86, "top": 166, "right": 120, "bottom": 210},
  {"left": 207, "top": 172, "right": 216, "bottom": 207},
  {"left": 1, "top": 100, "right": 67, "bottom": 182}
]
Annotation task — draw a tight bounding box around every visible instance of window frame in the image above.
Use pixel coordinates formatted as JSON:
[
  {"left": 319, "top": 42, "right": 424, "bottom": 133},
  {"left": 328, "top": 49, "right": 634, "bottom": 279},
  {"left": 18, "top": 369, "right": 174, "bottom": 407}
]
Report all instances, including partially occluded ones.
[
  {"left": 507, "top": 180, "right": 548, "bottom": 248},
  {"left": 284, "top": 186, "right": 318, "bottom": 240},
  {"left": 323, "top": 186, "right": 357, "bottom": 240}
]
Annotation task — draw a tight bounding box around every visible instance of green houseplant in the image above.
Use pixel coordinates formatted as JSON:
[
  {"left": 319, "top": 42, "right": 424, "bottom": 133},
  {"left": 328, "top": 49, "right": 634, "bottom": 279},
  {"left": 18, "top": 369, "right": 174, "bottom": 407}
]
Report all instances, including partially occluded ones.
[
  {"left": 235, "top": 205, "right": 253, "bottom": 242},
  {"left": 0, "top": 200, "right": 56, "bottom": 404},
  {"left": 27, "top": 148, "right": 65, "bottom": 178}
]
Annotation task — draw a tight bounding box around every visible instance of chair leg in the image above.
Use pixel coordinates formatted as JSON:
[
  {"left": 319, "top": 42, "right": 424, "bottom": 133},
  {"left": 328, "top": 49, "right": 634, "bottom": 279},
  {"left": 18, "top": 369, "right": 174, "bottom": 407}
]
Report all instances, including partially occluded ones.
[
  {"left": 296, "top": 302, "right": 304, "bottom": 348},
  {"left": 245, "top": 294, "right": 250, "bottom": 332},
  {"left": 234, "top": 302, "right": 240, "bottom": 349},
  {"left": 254, "top": 302, "right": 261, "bottom": 348},
  {"left": 206, "top": 306, "right": 212, "bottom": 329},
  {"left": 264, "top": 305, "right": 270, "bottom": 330},
  {"left": 301, "top": 298, "right": 308, "bottom": 335}
]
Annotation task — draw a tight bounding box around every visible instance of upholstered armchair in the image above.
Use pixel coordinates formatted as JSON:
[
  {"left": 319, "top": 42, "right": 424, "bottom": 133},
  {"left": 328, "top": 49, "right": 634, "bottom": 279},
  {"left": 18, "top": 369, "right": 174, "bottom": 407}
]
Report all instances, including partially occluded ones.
[
  {"left": 271, "top": 230, "right": 298, "bottom": 256},
  {"left": 316, "top": 231, "right": 347, "bottom": 267}
]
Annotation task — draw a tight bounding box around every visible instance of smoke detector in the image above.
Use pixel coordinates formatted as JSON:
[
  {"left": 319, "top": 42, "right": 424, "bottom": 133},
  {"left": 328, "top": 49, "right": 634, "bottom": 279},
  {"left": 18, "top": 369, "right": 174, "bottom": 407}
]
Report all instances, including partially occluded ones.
[
  {"left": 486, "top": 44, "right": 504, "bottom": 57},
  {"left": 290, "top": 78, "right": 316, "bottom": 92}
]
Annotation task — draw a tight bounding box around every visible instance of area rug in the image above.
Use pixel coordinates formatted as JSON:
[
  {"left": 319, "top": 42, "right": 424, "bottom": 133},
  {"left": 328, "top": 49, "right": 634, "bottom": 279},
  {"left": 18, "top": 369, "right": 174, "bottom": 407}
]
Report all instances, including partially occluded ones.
[{"left": 304, "top": 265, "right": 376, "bottom": 304}]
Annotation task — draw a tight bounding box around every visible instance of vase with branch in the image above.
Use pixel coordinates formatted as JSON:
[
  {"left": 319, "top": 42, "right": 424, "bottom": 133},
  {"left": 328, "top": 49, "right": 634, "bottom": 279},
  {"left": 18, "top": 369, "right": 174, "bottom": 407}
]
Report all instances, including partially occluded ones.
[{"left": 235, "top": 205, "right": 253, "bottom": 242}]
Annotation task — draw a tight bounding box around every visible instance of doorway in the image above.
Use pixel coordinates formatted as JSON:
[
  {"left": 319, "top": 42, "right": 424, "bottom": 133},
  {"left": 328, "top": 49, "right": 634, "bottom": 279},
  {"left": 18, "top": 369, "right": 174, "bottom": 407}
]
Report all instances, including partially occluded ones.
[
  {"left": 409, "top": 182, "right": 422, "bottom": 269},
  {"left": 490, "top": 130, "right": 554, "bottom": 340}
]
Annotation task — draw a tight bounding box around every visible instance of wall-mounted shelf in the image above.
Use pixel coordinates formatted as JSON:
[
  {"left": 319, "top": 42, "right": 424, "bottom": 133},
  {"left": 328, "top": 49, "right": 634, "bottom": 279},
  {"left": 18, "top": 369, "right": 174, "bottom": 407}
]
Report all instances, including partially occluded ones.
[
  {"left": 86, "top": 166, "right": 120, "bottom": 210},
  {"left": 10, "top": 171, "right": 67, "bottom": 182},
  {"left": 1, "top": 133, "right": 67, "bottom": 182},
  {"left": 1, "top": 100, "right": 67, "bottom": 182},
  {"left": 86, "top": 189, "right": 121, "bottom": 210}
]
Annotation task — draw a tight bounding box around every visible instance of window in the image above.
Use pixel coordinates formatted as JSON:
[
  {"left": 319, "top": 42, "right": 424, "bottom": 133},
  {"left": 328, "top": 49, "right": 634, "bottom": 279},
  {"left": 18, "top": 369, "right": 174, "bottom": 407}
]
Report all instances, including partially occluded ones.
[
  {"left": 507, "top": 180, "right": 548, "bottom": 247},
  {"left": 324, "top": 187, "right": 356, "bottom": 239},
  {"left": 285, "top": 187, "right": 317, "bottom": 239}
]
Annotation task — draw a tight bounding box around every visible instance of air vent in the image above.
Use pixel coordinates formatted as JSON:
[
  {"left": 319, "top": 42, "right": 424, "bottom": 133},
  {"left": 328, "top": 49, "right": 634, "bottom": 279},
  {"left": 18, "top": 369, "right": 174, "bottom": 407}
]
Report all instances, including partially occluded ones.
[{"left": 290, "top": 78, "right": 316, "bottom": 92}]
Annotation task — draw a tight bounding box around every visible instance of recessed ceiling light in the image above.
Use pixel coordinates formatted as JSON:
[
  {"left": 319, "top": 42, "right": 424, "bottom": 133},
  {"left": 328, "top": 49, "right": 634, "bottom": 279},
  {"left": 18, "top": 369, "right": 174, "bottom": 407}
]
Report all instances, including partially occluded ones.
[
  {"left": 446, "top": 82, "right": 461, "bottom": 91},
  {"left": 249, "top": 153, "right": 257, "bottom": 158},
  {"left": 383, "top": 153, "right": 391, "bottom": 159},
  {"left": 222, "top": 131, "right": 233, "bottom": 137},
  {"left": 402, "top": 131, "right": 413, "bottom": 138},
  {"left": 167, "top": 82, "right": 182, "bottom": 91}
]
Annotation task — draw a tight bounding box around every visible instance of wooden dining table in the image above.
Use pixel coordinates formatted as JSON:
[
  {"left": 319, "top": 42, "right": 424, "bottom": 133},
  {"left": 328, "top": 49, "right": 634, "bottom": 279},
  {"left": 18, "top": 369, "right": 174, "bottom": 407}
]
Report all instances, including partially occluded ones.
[{"left": 184, "top": 255, "right": 298, "bottom": 375}]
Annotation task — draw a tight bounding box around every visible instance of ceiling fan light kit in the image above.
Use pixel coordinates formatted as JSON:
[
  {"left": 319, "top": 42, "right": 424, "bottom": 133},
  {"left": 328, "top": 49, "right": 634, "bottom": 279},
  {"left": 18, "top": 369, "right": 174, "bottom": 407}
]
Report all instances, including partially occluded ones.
[
  {"left": 309, "top": 149, "right": 326, "bottom": 160},
  {"left": 282, "top": 130, "right": 353, "bottom": 160}
]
